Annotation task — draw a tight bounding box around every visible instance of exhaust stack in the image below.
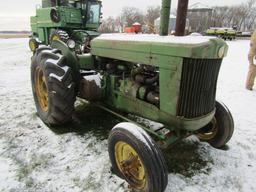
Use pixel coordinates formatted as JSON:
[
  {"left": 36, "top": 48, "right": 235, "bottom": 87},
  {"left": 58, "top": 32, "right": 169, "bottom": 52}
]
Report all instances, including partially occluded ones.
[
  {"left": 160, "top": 0, "right": 171, "bottom": 36},
  {"left": 175, "top": 0, "right": 189, "bottom": 36}
]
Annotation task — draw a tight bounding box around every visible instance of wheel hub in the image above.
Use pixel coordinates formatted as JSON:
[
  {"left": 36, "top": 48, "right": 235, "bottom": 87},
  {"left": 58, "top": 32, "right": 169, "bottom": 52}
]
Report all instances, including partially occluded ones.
[
  {"left": 115, "top": 141, "right": 146, "bottom": 189},
  {"left": 197, "top": 117, "right": 218, "bottom": 140},
  {"left": 35, "top": 68, "right": 48, "bottom": 112},
  {"left": 29, "top": 40, "right": 36, "bottom": 52},
  {"left": 51, "top": 34, "right": 60, "bottom": 41}
]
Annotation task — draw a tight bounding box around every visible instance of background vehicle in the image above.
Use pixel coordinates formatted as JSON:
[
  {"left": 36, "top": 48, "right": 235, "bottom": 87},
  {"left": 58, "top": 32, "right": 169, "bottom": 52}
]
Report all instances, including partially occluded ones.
[
  {"left": 206, "top": 27, "right": 237, "bottom": 40},
  {"left": 29, "top": 0, "right": 234, "bottom": 191}
]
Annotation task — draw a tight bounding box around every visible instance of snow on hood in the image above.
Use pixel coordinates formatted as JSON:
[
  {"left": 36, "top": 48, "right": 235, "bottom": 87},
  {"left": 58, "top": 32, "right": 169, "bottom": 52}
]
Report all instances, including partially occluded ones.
[{"left": 96, "top": 33, "right": 215, "bottom": 45}]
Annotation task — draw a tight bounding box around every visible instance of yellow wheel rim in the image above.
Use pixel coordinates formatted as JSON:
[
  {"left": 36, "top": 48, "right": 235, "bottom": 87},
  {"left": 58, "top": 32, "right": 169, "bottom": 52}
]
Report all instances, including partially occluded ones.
[
  {"left": 52, "top": 35, "right": 60, "bottom": 41},
  {"left": 35, "top": 67, "right": 48, "bottom": 112},
  {"left": 115, "top": 141, "right": 146, "bottom": 189},
  {"left": 197, "top": 117, "right": 218, "bottom": 140},
  {"left": 29, "top": 40, "right": 36, "bottom": 52}
]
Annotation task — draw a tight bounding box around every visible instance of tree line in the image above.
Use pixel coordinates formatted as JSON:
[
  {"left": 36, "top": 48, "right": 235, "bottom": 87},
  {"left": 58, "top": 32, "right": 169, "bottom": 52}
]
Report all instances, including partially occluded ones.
[
  {"left": 99, "top": 0, "right": 256, "bottom": 33},
  {"left": 98, "top": 6, "right": 161, "bottom": 33},
  {"left": 212, "top": 0, "right": 256, "bottom": 31}
]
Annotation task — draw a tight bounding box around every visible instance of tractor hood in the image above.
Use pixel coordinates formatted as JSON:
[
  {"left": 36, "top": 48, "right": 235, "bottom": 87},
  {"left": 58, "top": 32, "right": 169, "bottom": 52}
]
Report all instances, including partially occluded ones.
[{"left": 91, "top": 33, "right": 228, "bottom": 65}]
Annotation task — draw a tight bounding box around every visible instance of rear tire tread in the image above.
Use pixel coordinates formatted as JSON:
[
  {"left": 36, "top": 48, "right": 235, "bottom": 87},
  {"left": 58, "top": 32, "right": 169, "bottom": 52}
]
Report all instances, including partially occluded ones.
[{"left": 31, "top": 47, "right": 75, "bottom": 126}]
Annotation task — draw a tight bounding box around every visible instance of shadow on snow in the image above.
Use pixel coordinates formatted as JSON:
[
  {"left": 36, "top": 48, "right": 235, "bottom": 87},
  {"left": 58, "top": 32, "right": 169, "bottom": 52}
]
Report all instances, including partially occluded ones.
[{"left": 47, "top": 103, "right": 213, "bottom": 178}]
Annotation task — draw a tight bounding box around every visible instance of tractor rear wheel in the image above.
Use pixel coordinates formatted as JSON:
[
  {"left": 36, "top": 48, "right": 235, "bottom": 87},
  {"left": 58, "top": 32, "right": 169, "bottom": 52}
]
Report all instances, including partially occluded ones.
[
  {"left": 108, "top": 122, "right": 168, "bottom": 192},
  {"left": 31, "top": 46, "right": 76, "bottom": 125},
  {"left": 197, "top": 101, "right": 234, "bottom": 148}
]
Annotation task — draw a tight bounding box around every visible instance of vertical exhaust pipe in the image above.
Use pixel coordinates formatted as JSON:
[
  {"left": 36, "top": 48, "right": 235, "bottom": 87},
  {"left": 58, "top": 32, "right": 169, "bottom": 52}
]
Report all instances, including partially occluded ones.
[
  {"left": 175, "top": 0, "right": 189, "bottom": 36},
  {"left": 160, "top": 0, "right": 171, "bottom": 36}
]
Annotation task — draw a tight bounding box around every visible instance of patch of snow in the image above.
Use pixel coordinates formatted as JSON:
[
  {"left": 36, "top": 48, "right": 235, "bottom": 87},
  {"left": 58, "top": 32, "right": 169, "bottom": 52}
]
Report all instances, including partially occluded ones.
[
  {"left": 82, "top": 74, "right": 101, "bottom": 87},
  {"left": 95, "top": 33, "right": 215, "bottom": 45},
  {"left": 128, "top": 114, "right": 164, "bottom": 131},
  {"left": 49, "top": 65, "right": 69, "bottom": 82},
  {"left": 113, "top": 122, "right": 154, "bottom": 149},
  {"left": 189, "top": 32, "right": 202, "bottom": 36},
  {"left": 132, "top": 22, "right": 141, "bottom": 26},
  {"left": 49, "top": 73, "right": 63, "bottom": 82},
  {"left": 0, "top": 156, "right": 23, "bottom": 190}
]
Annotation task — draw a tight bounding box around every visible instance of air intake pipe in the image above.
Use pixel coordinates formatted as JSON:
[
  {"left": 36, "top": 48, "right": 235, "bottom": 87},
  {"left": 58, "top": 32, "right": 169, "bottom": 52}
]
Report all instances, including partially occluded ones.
[
  {"left": 160, "top": 0, "right": 171, "bottom": 36},
  {"left": 160, "top": 0, "right": 189, "bottom": 36}
]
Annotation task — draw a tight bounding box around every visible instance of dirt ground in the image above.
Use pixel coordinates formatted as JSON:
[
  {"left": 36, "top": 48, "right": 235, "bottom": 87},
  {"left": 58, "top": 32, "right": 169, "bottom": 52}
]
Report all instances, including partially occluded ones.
[{"left": 0, "top": 38, "right": 255, "bottom": 192}]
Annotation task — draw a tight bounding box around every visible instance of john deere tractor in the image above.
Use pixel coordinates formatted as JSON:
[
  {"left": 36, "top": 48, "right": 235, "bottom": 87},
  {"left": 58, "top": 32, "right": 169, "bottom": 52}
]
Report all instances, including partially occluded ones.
[{"left": 30, "top": 0, "right": 234, "bottom": 191}]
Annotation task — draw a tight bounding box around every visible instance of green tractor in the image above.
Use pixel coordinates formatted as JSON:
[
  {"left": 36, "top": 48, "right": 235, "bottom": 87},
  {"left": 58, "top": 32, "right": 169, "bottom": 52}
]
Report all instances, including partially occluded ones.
[
  {"left": 206, "top": 27, "right": 237, "bottom": 41},
  {"left": 30, "top": 0, "right": 234, "bottom": 191}
]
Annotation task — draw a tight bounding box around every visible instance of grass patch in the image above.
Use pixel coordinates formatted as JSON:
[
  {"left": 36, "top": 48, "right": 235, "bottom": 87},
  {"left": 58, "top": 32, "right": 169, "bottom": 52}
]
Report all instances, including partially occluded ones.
[
  {"left": 164, "top": 141, "right": 213, "bottom": 177},
  {"left": 16, "top": 154, "right": 52, "bottom": 182}
]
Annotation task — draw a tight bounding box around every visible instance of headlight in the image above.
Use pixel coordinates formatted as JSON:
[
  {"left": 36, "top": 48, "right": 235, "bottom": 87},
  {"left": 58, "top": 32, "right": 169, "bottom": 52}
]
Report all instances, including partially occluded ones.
[
  {"left": 67, "top": 39, "right": 76, "bottom": 49},
  {"left": 218, "top": 46, "right": 226, "bottom": 58}
]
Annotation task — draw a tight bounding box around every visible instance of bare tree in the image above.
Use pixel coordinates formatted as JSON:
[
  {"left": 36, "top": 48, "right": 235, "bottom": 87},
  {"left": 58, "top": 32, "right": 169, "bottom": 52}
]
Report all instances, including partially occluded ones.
[
  {"left": 211, "top": 0, "right": 256, "bottom": 31},
  {"left": 243, "top": 0, "right": 256, "bottom": 30},
  {"left": 120, "top": 7, "right": 144, "bottom": 27},
  {"left": 98, "top": 17, "right": 117, "bottom": 33},
  {"left": 144, "top": 6, "right": 161, "bottom": 33},
  {"left": 211, "top": 6, "right": 230, "bottom": 27},
  {"left": 246, "top": 7, "right": 256, "bottom": 30}
]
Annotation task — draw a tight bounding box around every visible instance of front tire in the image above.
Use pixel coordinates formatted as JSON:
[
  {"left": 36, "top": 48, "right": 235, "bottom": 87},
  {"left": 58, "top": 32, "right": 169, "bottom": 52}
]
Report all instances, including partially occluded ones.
[
  {"left": 108, "top": 122, "right": 168, "bottom": 192},
  {"left": 197, "top": 101, "right": 234, "bottom": 148},
  {"left": 29, "top": 38, "right": 39, "bottom": 52},
  {"left": 31, "top": 46, "right": 76, "bottom": 125}
]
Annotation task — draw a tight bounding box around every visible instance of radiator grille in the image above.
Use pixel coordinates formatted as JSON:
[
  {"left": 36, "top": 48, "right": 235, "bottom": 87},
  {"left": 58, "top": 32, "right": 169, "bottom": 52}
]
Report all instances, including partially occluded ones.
[{"left": 177, "top": 58, "right": 222, "bottom": 118}]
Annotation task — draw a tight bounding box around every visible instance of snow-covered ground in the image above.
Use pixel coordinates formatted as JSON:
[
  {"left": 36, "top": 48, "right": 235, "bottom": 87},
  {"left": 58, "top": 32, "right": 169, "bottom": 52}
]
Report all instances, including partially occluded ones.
[{"left": 0, "top": 38, "right": 255, "bottom": 192}]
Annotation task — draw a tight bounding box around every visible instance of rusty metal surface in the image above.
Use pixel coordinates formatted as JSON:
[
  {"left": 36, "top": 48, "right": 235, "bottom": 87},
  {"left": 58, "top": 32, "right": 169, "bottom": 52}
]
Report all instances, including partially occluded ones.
[{"left": 79, "top": 77, "right": 102, "bottom": 101}]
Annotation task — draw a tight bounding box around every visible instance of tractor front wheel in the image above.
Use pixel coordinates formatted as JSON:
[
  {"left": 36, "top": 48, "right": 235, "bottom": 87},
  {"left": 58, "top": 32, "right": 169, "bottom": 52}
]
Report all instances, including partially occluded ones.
[
  {"left": 31, "top": 46, "right": 76, "bottom": 125},
  {"left": 29, "top": 38, "right": 39, "bottom": 52},
  {"left": 197, "top": 101, "right": 234, "bottom": 148},
  {"left": 108, "top": 122, "right": 168, "bottom": 192}
]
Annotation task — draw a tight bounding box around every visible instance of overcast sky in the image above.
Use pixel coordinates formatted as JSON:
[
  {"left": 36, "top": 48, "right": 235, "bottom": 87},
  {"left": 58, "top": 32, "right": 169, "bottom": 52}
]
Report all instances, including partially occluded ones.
[{"left": 0, "top": 0, "right": 246, "bottom": 30}]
